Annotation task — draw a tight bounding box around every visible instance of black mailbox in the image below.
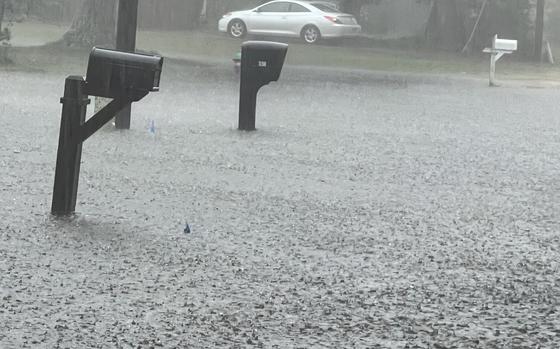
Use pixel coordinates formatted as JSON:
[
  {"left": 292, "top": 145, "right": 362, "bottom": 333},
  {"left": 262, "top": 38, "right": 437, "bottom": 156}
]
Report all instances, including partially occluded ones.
[
  {"left": 52, "top": 47, "right": 164, "bottom": 216},
  {"left": 239, "top": 41, "right": 288, "bottom": 131},
  {"left": 85, "top": 47, "right": 163, "bottom": 101}
]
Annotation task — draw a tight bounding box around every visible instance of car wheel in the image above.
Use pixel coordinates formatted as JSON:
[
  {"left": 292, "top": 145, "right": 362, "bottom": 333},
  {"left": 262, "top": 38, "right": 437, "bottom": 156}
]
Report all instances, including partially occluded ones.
[
  {"left": 301, "top": 25, "right": 321, "bottom": 44},
  {"left": 228, "top": 20, "right": 247, "bottom": 39}
]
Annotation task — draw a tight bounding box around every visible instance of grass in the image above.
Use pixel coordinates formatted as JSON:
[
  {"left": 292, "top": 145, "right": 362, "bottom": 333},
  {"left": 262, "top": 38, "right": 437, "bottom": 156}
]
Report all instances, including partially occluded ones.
[
  {"left": 5, "top": 20, "right": 560, "bottom": 81},
  {"left": 8, "top": 21, "right": 68, "bottom": 47}
]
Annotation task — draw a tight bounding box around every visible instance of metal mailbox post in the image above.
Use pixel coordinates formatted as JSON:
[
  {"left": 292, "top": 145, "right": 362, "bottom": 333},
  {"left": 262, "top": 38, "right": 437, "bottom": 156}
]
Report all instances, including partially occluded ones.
[
  {"left": 483, "top": 34, "right": 518, "bottom": 87},
  {"left": 238, "top": 41, "right": 288, "bottom": 131},
  {"left": 51, "top": 48, "right": 163, "bottom": 216}
]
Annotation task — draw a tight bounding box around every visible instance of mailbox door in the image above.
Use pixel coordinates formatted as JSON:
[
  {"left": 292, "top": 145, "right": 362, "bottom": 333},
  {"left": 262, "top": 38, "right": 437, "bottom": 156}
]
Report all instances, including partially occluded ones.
[{"left": 242, "top": 42, "right": 288, "bottom": 83}]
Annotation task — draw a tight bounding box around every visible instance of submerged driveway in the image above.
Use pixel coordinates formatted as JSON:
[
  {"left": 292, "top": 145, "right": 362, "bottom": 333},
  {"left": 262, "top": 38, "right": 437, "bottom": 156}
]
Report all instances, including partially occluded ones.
[{"left": 1, "top": 61, "right": 559, "bottom": 348}]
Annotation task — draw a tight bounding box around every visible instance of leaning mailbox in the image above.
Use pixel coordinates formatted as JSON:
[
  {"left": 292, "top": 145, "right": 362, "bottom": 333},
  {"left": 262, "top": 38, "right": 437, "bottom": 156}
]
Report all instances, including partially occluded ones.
[
  {"left": 483, "top": 35, "right": 517, "bottom": 86},
  {"left": 51, "top": 47, "right": 163, "bottom": 216},
  {"left": 86, "top": 48, "right": 163, "bottom": 101},
  {"left": 239, "top": 41, "right": 288, "bottom": 131}
]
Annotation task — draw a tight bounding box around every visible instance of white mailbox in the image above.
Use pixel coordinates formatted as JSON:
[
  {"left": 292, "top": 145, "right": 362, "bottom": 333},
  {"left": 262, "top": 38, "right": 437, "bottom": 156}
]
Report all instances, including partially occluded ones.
[
  {"left": 483, "top": 35, "right": 518, "bottom": 86},
  {"left": 494, "top": 37, "right": 518, "bottom": 52}
]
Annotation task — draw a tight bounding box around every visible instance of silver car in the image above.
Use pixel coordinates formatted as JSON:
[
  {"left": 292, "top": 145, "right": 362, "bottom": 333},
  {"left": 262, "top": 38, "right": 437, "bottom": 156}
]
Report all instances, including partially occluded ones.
[{"left": 218, "top": 0, "right": 361, "bottom": 44}]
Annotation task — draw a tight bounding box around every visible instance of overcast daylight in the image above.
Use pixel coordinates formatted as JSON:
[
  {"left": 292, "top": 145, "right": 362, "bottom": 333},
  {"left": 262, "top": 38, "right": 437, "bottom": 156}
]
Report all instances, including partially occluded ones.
[{"left": 1, "top": 1, "right": 559, "bottom": 348}]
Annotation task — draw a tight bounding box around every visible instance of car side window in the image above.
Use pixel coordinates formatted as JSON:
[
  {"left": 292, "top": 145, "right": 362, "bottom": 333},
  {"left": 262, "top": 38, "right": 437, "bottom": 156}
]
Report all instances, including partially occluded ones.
[
  {"left": 258, "top": 2, "right": 291, "bottom": 13},
  {"left": 289, "top": 4, "right": 311, "bottom": 12}
]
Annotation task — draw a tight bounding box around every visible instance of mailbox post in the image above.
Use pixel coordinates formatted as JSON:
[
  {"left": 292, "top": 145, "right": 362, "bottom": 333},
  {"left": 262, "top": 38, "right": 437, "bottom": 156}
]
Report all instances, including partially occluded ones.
[
  {"left": 239, "top": 41, "right": 288, "bottom": 131},
  {"left": 51, "top": 77, "right": 90, "bottom": 215},
  {"left": 51, "top": 48, "right": 163, "bottom": 216},
  {"left": 483, "top": 35, "right": 517, "bottom": 87},
  {"left": 115, "top": 0, "right": 139, "bottom": 129}
]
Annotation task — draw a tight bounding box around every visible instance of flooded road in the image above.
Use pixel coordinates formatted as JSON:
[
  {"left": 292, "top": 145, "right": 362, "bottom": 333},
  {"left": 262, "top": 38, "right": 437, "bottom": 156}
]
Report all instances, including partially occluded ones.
[{"left": 1, "top": 60, "right": 559, "bottom": 348}]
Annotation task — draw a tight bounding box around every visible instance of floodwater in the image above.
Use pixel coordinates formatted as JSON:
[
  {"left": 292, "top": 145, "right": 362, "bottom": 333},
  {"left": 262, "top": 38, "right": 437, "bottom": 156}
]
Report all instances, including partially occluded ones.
[{"left": 1, "top": 59, "right": 559, "bottom": 348}]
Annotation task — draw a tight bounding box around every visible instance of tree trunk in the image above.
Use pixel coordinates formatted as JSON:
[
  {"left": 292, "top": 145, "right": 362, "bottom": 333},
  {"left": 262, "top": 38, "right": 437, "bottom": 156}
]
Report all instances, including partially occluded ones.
[
  {"left": 186, "top": 0, "right": 204, "bottom": 29},
  {"left": 63, "top": 0, "right": 117, "bottom": 47},
  {"left": 426, "top": 0, "right": 466, "bottom": 51},
  {"left": 534, "top": 0, "right": 545, "bottom": 61},
  {"left": 0, "top": 0, "right": 6, "bottom": 32},
  {"left": 340, "top": 0, "right": 365, "bottom": 19},
  {"left": 461, "top": 0, "right": 488, "bottom": 53}
]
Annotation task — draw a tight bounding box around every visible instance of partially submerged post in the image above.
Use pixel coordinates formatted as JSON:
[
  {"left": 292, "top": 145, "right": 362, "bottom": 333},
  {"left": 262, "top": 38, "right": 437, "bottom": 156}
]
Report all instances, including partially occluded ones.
[
  {"left": 51, "top": 77, "right": 90, "bottom": 215},
  {"left": 114, "top": 0, "right": 139, "bottom": 129},
  {"left": 483, "top": 35, "right": 517, "bottom": 87},
  {"left": 238, "top": 41, "right": 288, "bottom": 131},
  {"left": 51, "top": 48, "right": 163, "bottom": 216}
]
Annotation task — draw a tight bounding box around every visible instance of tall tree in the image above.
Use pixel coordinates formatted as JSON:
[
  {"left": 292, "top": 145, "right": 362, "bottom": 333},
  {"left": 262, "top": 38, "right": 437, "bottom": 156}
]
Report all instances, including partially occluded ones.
[
  {"left": 63, "top": 0, "right": 117, "bottom": 47},
  {"left": 340, "top": 0, "right": 364, "bottom": 17},
  {"left": 534, "top": 0, "right": 545, "bottom": 61},
  {"left": 425, "top": 0, "right": 466, "bottom": 51},
  {"left": 0, "top": 0, "right": 14, "bottom": 42},
  {"left": 187, "top": 0, "right": 204, "bottom": 29},
  {"left": 0, "top": 0, "right": 9, "bottom": 33}
]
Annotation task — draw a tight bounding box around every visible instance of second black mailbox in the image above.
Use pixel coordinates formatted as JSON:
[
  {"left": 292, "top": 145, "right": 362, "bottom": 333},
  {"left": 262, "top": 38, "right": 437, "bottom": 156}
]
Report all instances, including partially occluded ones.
[
  {"left": 86, "top": 47, "right": 163, "bottom": 102},
  {"left": 239, "top": 41, "right": 288, "bottom": 131}
]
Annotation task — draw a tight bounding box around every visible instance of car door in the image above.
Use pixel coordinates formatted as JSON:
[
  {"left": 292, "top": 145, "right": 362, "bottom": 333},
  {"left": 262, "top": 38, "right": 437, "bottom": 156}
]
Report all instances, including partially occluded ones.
[
  {"left": 285, "top": 3, "right": 313, "bottom": 36},
  {"left": 248, "top": 2, "right": 291, "bottom": 35}
]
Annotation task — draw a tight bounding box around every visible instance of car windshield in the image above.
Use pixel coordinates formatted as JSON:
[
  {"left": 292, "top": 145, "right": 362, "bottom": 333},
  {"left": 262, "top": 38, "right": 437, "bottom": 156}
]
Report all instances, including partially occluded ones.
[{"left": 309, "top": 2, "right": 341, "bottom": 13}]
